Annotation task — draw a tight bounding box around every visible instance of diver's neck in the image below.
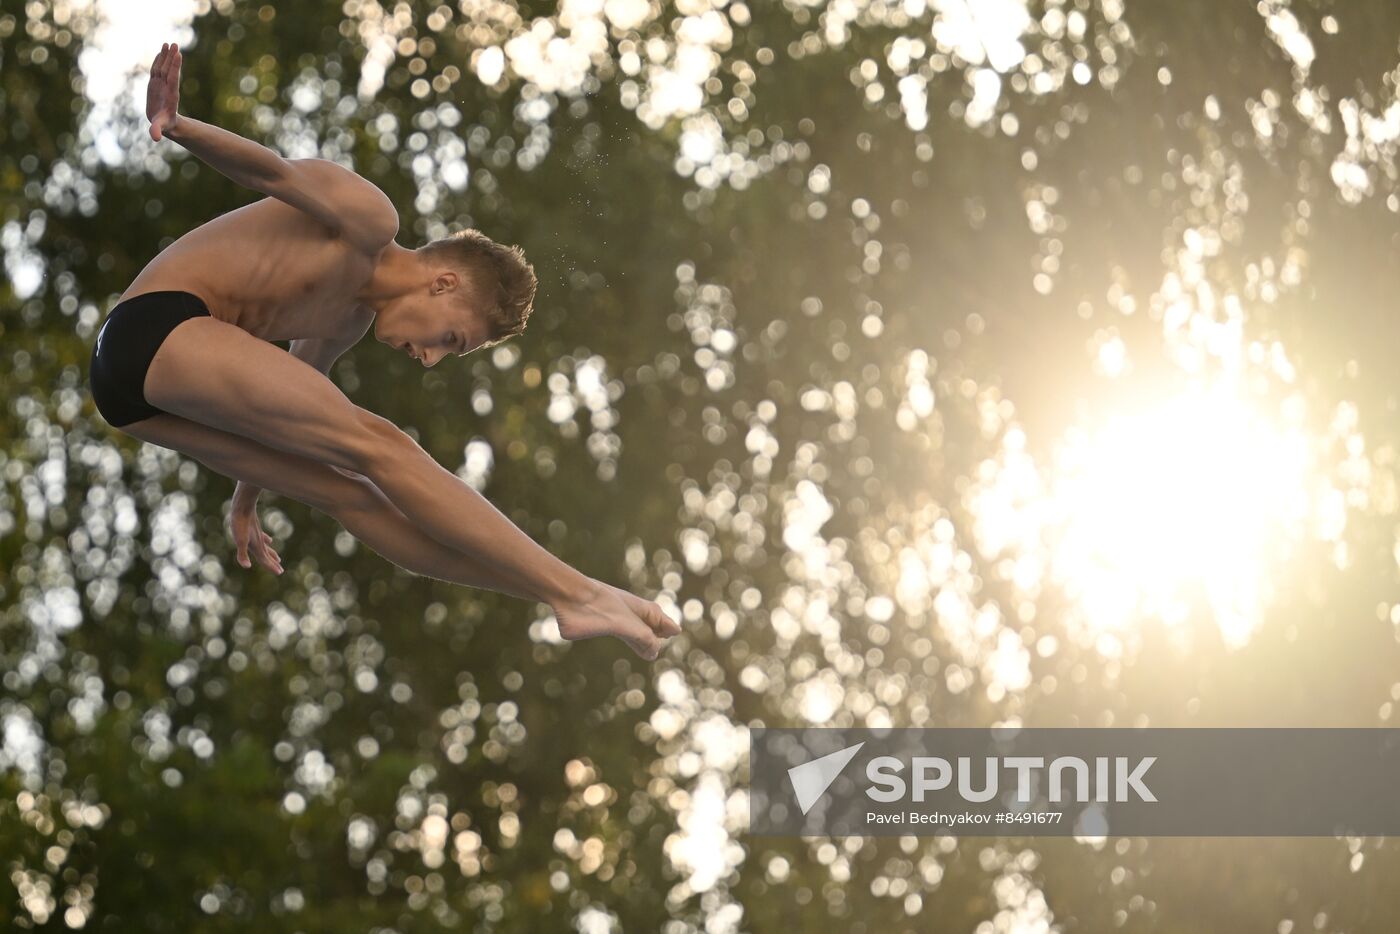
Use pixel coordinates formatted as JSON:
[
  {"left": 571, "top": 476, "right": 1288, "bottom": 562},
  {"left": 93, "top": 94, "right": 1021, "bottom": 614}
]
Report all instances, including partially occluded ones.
[{"left": 358, "top": 242, "right": 426, "bottom": 312}]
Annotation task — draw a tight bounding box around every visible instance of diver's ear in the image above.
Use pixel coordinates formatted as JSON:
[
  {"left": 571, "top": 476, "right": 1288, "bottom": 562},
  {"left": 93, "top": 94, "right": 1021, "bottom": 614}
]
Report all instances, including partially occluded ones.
[{"left": 431, "top": 271, "right": 459, "bottom": 295}]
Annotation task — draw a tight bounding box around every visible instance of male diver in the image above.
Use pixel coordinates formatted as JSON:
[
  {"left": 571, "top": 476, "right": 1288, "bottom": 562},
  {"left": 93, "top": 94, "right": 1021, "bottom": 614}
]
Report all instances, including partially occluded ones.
[{"left": 88, "top": 43, "right": 679, "bottom": 660}]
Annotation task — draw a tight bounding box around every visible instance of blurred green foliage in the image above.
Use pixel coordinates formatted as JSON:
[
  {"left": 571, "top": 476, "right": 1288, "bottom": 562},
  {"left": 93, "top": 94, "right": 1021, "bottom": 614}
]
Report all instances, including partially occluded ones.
[{"left": 7, "top": 0, "right": 1400, "bottom": 931}]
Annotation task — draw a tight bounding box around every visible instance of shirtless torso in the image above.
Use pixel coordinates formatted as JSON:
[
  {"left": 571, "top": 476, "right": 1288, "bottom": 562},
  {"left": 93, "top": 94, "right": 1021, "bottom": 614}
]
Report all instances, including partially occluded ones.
[{"left": 120, "top": 196, "right": 377, "bottom": 346}]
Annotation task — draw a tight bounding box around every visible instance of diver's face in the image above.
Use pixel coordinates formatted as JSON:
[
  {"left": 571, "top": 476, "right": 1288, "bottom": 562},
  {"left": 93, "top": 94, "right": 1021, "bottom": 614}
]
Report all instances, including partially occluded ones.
[{"left": 376, "top": 272, "right": 486, "bottom": 367}]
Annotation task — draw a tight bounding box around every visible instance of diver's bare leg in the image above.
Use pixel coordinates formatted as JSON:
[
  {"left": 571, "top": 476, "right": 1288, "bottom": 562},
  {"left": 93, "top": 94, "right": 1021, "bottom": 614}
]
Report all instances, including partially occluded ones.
[{"left": 124, "top": 410, "right": 674, "bottom": 658}]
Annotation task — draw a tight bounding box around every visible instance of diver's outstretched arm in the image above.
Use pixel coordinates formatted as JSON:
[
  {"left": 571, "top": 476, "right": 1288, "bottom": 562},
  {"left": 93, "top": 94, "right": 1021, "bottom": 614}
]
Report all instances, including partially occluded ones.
[{"left": 148, "top": 42, "right": 399, "bottom": 253}]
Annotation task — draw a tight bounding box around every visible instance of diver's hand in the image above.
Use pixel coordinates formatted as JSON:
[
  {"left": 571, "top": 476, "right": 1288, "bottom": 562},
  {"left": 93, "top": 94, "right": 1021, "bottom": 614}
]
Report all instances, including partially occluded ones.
[
  {"left": 553, "top": 579, "right": 681, "bottom": 660},
  {"left": 230, "top": 484, "right": 282, "bottom": 575},
  {"left": 147, "top": 42, "right": 183, "bottom": 142}
]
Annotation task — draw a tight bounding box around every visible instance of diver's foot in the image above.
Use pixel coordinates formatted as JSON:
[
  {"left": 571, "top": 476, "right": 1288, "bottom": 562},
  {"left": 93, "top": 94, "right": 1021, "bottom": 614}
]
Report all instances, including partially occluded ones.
[{"left": 554, "top": 579, "right": 681, "bottom": 660}]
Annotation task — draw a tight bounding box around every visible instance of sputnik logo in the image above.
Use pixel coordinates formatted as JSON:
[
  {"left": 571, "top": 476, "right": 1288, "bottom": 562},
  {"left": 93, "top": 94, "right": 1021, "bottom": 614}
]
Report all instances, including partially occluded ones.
[{"left": 787, "top": 742, "right": 865, "bottom": 815}]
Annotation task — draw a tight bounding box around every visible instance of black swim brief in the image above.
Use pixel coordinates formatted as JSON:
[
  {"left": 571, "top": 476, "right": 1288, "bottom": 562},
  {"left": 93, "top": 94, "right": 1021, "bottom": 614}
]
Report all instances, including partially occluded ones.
[{"left": 88, "top": 290, "right": 211, "bottom": 428}]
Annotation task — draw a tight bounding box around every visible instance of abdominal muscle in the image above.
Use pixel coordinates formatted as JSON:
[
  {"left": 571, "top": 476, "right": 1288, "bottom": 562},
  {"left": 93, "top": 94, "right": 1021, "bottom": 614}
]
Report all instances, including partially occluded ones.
[{"left": 118, "top": 195, "right": 381, "bottom": 344}]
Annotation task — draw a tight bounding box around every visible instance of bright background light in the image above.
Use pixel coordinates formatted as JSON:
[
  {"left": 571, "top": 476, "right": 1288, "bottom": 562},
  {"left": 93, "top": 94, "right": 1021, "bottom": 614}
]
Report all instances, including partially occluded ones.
[{"left": 1046, "top": 381, "right": 1314, "bottom": 647}]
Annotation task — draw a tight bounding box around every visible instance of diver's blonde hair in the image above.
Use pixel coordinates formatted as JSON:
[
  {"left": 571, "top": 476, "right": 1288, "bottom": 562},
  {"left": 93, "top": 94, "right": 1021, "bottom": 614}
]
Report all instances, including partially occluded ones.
[{"left": 419, "top": 228, "right": 536, "bottom": 346}]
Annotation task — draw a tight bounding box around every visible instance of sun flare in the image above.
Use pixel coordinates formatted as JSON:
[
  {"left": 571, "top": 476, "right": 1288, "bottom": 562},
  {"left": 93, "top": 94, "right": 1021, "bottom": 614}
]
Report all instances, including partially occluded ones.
[
  {"left": 971, "top": 378, "right": 1328, "bottom": 652},
  {"left": 1047, "top": 381, "right": 1314, "bottom": 646}
]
